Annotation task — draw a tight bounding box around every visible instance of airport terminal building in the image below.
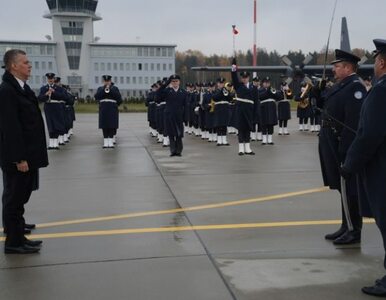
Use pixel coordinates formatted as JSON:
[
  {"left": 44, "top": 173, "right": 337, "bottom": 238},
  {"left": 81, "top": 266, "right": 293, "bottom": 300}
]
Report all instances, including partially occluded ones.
[{"left": 0, "top": 0, "right": 176, "bottom": 99}]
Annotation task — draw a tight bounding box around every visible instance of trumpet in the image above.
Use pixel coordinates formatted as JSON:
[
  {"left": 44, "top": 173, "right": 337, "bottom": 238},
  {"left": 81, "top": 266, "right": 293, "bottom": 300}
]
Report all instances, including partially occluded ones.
[
  {"left": 104, "top": 85, "right": 110, "bottom": 93},
  {"left": 285, "top": 88, "right": 293, "bottom": 99}
]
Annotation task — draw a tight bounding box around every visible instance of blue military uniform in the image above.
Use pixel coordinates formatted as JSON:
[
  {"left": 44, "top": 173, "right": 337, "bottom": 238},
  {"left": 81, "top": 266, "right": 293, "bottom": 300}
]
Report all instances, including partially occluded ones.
[
  {"left": 318, "top": 49, "right": 366, "bottom": 244},
  {"left": 94, "top": 75, "right": 122, "bottom": 148},
  {"left": 38, "top": 73, "right": 68, "bottom": 150},
  {"left": 259, "top": 77, "right": 282, "bottom": 144},
  {"left": 161, "top": 74, "right": 187, "bottom": 156},
  {"left": 343, "top": 39, "right": 386, "bottom": 296},
  {"left": 212, "top": 78, "right": 233, "bottom": 145},
  {"left": 231, "top": 65, "right": 259, "bottom": 155}
]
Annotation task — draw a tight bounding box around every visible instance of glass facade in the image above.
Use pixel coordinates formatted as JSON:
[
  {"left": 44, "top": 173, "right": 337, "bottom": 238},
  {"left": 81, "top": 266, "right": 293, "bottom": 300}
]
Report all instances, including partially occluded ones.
[{"left": 61, "top": 21, "right": 84, "bottom": 70}]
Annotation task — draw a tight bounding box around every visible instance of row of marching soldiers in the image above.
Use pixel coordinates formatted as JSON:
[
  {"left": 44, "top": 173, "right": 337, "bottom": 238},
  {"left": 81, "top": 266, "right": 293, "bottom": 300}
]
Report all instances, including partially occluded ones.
[
  {"left": 38, "top": 73, "right": 76, "bottom": 150},
  {"left": 145, "top": 59, "right": 320, "bottom": 155}
]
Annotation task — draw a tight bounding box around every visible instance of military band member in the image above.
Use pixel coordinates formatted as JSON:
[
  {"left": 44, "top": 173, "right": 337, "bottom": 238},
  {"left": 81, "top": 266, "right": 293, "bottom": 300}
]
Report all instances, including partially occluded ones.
[
  {"left": 38, "top": 73, "right": 68, "bottom": 150},
  {"left": 278, "top": 81, "right": 292, "bottom": 135},
  {"left": 317, "top": 49, "right": 366, "bottom": 245},
  {"left": 203, "top": 81, "right": 216, "bottom": 142},
  {"left": 295, "top": 81, "right": 313, "bottom": 131},
  {"left": 231, "top": 58, "right": 258, "bottom": 155},
  {"left": 94, "top": 75, "right": 122, "bottom": 149},
  {"left": 191, "top": 83, "right": 201, "bottom": 136},
  {"left": 160, "top": 74, "right": 187, "bottom": 156},
  {"left": 184, "top": 83, "right": 192, "bottom": 134},
  {"left": 212, "top": 77, "right": 232, "bottom": 146},
  {"left": 341, "top": 38, "right": 386, "bottom": 297},
  {"left": 259, "top": 77, "right": 282, "bottom": 145},
  {"left": 250, "top": 76, "right": 262, "bottom": 141}
]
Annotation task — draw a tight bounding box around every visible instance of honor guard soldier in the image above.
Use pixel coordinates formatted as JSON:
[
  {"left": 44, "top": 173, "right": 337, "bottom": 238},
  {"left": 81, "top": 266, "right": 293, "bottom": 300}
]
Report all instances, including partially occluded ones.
[
  {"left": 259, "top": 77, "right": 282, "bottom": 145},
  {"left": 94, "top": 75, "right": 122, "bottom": 148},
  {"left": 317, "top": 49, "right": 366, "bottom": 245},
  {"left": 155, "top": 78, "right": 169, "bottom": 146},
  {"left": 160, "top": 74, "right": 187, "bottom": 156},
  {"left": 341, "top": 39, "right": 386, "bottom": 297},
  {"left": 38, "top": 73, "right": 68, "bottom": 150},
  {"left": 212, "top": 77, "right": 232, "bottom": 146},
  {"left": 231, "top": 58, "right": 258, "bottom": 155},
  {"left": 54, "top": 77, "right": 72, "bottom": 144},
  {"left": 146, "top": 84, "right": 158, "bottom": 137},
  {"left": 278, "top": 81, "right": 292, "bottom": 135},
  {"left": 63, "top": 84, "right": 76, "bottom": 138}
]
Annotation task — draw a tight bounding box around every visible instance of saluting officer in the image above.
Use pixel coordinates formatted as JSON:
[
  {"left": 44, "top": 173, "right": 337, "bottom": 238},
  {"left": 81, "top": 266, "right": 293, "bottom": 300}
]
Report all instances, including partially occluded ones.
[
  {"left": 317, "top": 49, "right": 366, "bottom": 245},
  {"left": 342, "top": 39, "right": 386, "bottom": 297},
  {"left": 231, "top": 58, "right": 258, "bottom": 155},
  {"left": 94, "top": 75, "right": 122, "bottom": 149},
  {"left": 38, "top": 73, "right": 68, "bottom": 150},
  {"left": 160, "top": 74, "right": 187, "bottom": 157}
]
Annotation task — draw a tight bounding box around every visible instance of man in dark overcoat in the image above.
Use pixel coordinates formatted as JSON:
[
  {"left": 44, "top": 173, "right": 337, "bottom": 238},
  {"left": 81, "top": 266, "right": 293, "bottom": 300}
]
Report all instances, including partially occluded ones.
[
  {"left": 161, "top": 74, "right": 187, "bottom": 156},
  {"left": 318, "top": 49, "right": 367, "bottom": 245},
  {"left": 342, "top": 39, "right": 386, "bottom": 297},
  {"left": 0, "top": 49, "right": 48, "bottom": 253}
]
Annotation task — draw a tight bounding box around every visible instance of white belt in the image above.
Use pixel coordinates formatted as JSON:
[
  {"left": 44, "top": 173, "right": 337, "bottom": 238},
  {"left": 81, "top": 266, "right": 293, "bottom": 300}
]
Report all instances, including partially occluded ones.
[
  {"left": 215, "top": 101, "right": 229, "bottom": 105},
  {"left": 260, "top": 99, "right": 276, "bottom": 104},
  {"left": 48, "top": 100, "right": 65, "bottom": 104},
  {"left": 278, "top": 99, "right": 290, "bottom": 103},
  {"left": 235, "top": 98, "right": 254, "bottom": 104},
  {"left": 100, "top": 99, "right": 117, "bottom": 103},
  {"left": 149, "top": 101, "right": 155, "bottom": 104}
]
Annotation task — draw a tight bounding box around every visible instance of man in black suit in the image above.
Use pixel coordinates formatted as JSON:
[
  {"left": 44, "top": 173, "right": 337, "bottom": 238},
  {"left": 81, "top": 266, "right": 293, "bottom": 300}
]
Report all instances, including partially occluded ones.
[{"left": 0, "top": 49, "right": 48, "bottom": 254}]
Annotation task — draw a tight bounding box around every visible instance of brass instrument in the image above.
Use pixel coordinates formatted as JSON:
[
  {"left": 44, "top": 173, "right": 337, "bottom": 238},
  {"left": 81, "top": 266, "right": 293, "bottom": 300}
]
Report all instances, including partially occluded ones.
[
  {"left": 222, "top": 87, "right": 229, "bottom": 97},
  {"left": 47, "top": 84, "right": 55, "bottom": 102},
  {"left": 299, "top": 82, "right": 313, "bottom": 109},
  {"left": 209, "top": 99, "right": 216, "bottom": 113},
  {"left": 224, "top": 82, "right": 234, "bottom": 94},
  {"left": 285, "top": 88, "right": 293, "bottom": 99},
  {"left": 270, "top": 87, "right": 277, "bottom": 94},
  {"left": 104, "top": 85, "right": 110, "bottom": 93}
]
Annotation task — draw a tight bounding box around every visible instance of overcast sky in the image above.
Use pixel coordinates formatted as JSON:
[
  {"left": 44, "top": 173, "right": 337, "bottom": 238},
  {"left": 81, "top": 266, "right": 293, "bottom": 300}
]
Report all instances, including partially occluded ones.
[{"left": 0, "top": 0, "right": 384, "bottom": 56}]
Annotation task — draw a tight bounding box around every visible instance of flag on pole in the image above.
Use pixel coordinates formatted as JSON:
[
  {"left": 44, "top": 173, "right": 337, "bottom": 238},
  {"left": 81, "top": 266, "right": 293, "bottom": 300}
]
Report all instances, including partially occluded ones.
[{"left": 232, "top": 25, "right": 239, "bottom": 35}]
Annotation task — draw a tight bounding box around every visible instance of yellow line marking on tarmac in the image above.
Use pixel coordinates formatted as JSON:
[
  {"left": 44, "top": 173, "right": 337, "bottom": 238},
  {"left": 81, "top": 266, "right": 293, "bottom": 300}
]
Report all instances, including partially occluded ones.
[
  {"left": 32, "top": 187, "right": 329, "bottom": 229},
  {"left": 0, "top": 218, "right": 375, "bottom": 241}
]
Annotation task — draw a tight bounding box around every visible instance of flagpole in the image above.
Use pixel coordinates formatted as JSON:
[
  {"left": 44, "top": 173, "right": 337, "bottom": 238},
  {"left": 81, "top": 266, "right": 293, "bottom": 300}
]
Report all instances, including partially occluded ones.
[
  {"left": 253, "top": 0, "right": 257, "bottom": 77},
  {"left": 232, "top": 25, "right": 237, "bottom": 57}
]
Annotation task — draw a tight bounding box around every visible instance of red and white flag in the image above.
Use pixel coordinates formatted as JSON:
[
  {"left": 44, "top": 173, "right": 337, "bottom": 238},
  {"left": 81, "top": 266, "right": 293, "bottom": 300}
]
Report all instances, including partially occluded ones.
[{"left": 232, "top": 25, "right": 239, "bottom": 35}]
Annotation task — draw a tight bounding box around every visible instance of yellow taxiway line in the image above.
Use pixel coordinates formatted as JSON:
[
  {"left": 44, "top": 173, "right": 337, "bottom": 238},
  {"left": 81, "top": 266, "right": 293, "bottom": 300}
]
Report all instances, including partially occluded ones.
[
  {"left": 32, "top": 187, "right": 329, "bottom": 229},
  {"left": 0, "top": 218, "right": 375, "bottom": 241}
]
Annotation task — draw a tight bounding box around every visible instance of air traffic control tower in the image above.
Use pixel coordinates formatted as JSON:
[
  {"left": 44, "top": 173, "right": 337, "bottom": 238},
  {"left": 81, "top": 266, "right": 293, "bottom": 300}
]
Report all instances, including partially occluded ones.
[{"left": 44, "top": 0, "right": 101, "bottom": 94}]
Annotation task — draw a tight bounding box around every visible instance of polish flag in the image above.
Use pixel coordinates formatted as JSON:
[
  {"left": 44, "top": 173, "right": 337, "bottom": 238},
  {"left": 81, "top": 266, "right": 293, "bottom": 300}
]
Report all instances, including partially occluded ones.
[{"left": 232, "top": 25, "right": 239, "bottom": 35}]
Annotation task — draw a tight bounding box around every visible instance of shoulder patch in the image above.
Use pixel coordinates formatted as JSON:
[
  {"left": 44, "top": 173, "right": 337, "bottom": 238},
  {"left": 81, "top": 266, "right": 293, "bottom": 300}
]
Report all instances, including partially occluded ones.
[{"left": 354, "top": 91, "right": 363, "bottom": 100}]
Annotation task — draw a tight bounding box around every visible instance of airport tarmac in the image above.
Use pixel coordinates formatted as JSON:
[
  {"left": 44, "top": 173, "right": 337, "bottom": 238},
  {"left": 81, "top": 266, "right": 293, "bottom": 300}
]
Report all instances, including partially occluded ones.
[{"left": 0, "top": 113, "right": 383, "bottom": 300}]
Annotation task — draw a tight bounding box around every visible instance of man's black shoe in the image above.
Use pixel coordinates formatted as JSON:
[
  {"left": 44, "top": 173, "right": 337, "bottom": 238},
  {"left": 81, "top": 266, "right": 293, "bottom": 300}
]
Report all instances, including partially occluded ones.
[
  {"left": 333, "top": 230, "right": 361, "bottom": 245},
  {"left": 4, "top": 245, "right": 40, "bottom": 254},
  {"left": 170, "top": 153, "right": 176, "bottom": 157},
  {"left": 24, "top": 238, "right": 43, "bottom": 247},
  {"left": 362, "top": 282, "right": 386, "bottom": 297},
  {"left": 24, "top": 223, "right": 36, "bottom": 230},
  {"left": 325, "top": 227, "right": 346, "bottom": 240},
  {"left": 245, "top": 151, "right": 255, "bottom": 155}
]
